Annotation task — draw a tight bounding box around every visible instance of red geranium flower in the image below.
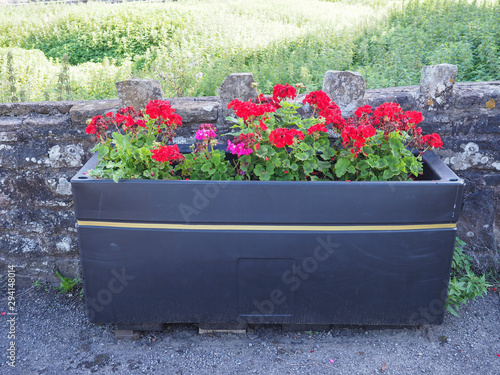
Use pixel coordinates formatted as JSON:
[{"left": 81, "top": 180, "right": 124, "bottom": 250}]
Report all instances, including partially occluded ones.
[
  {"left": 85, "top": 115, "right": 109, "bottom": 138},
  {"left": 303, "top": 91, "right": 331, "bottom": 111},
  {"left": 269, "top": 128, "right": 304, "bottom": 148},
  {"left": 404, "top": 110, "right": 423, "bottom": 125},
  {"left": 341, "top": 124, "right": 377, "bottom": 157},
  {"left": 372, "top": 102, "right": 403, "bottom": 124},
  {"left": 307, "top": 123, "right": 328, "bottom": 135},
  {"left": 422, "top": 133, "right": 443, "bottom": 149},
  {"left": 259, "top": 119, "right": 268, "bottom": 131},
  {"left": 319, "top": 102, "right": 344, "bottom": 129},
  {"left": 354, "top": 105, "right": 372, "bottom": 118},
  {"left": 272, "top": 83, "right": 297, "bottom": 103},
  {"left": 150, "top": 145, "right": 184, "bottom": 164},
  {"left": 146, "top": 100, "right": 182, "bottom": 128},
  {"left": 228, "top": 99, "right": 277, "bottom": 121}
]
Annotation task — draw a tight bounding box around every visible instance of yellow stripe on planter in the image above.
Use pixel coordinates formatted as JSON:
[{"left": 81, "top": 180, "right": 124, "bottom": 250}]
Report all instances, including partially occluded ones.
[{"left": 77, "top": 221, "right": 456, "bottom": 232}]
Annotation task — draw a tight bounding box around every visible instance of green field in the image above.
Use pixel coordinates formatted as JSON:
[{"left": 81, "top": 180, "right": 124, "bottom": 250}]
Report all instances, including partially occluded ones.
[{"left": 0, "top": 0, "right": 498, "bottom": 102}]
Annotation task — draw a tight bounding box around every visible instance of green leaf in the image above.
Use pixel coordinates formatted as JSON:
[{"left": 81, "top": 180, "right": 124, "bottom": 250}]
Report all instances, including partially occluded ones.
[
  {"left": 256, "top": 144, "right": 271, "bottom": 158},
  {"left": 382, "top": 168, "right": 398, "bottom": 180},
  {"left": 389, "top": 136, "right": 402, "bottom": 152},
  {"left": 270, "top": 154, "right": 281, "bottom": 166},
  {"left": 266, "top": 161, "right": 275, "bottom": 174},
  {"left": 259, "top": 170, "right": 271, "bottom": 181},
  {"left": 254, "top": 164, "right": 265, "bottom": 176},
  {"left": 317, "top": 160, "right": 331, "bottom": 171},
  {"left": 335, "top": 158, "right": 350, "bottom": 178},
  {"left": 112, "top": 170, "right": 124, "bottom": 183},
  {"left": 295, "top": 152, "right": 309, "bottom": 161},
  {"left": 303, "top": 160, "right": 314, "bottom": 174},
  {"left": 201, "top": 163, "right": 212, "bottom": 172}
]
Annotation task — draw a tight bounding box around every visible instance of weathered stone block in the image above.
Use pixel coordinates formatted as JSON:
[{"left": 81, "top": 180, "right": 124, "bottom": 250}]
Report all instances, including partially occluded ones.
[
  {"left": 484, "top": 173, "right": 500, "bottom": 186},
  {"left": 69, "top": 100, "right": 120, "bottom": 126},
  {"left": 1, "top": 206, "right": 75, "bottom": 234},
  {"left": 0, "top": 139, "right": 49, "bottom": 169},
  {"left": 322, "top": 70, "right": 365, "bottom": 117},
  {"left": 419, "top": 64, "right": 458, "bottom": 104},
  {"left": 446, "top": 117, "right": 474, "bottom": 137},
  {"left": 218, "top": 73, "right": 257, "bottom": 102},
  {"left": 437, "top": 139, "right": 500, "bottom": 171},
  {"left": 474, "top": 114, "right": 500, "bottom": 134},
  {"left": 0, "top": 131, "right": 17, "bottom": 142},
  {"left": 452, "top": 170, "right": 484, "bottom": 194},
  {"left": 458, "top": 188, "right": 497, "bottom": 262},
  {"left": 0, "top": 103, "right": 14, "bottom": 116},
  {"left": 116, "top": 79, "right": 164, "bottom": 111},
  {"left": 219, "top": 73, "right": 257, "bottom": 127},
  {"left": 0, "top": 116, "right": 22, "bottom": 129},
  {"left": 55, "top": 259, "right": 81, "bottom": 279},
  {"left": 1, "top": 172, "right": 75, "bottom": 207},
  {"left": 0, "top": 232, "right": 43, "bottom": 256},
  {"left": 454, "top": 86, "right": 485, "bottom": 109},
  {"left": 23, "top": 114, "right": 72, "bottom": 128},
  {"left": 169, "top": 98, "right": 219, "bottom": 124}
]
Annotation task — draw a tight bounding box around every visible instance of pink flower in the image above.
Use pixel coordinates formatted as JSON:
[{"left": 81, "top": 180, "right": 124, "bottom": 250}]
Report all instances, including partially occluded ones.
[
  {"left": 227, "top": 133, "right": 259, "bottom": 155},
  {"left": 195, "top": 124, "right": 217, "bottom": 141}
]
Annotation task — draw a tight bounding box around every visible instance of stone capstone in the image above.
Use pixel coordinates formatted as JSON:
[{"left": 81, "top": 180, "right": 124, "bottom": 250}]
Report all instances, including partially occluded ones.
[
  {"left": 420, "top": 64, "right": 458, "bottom": 105},
  {"left": 115, "top": 79, "right": 164, "bottom": 111},
  {"left": 218, "top": 73, "right": 257, "bottom": 101},
  {"left": 69, "top": 100, "right": 120, "bottom": 126},
  {"left": 322, "top": 71, "right": 365, "bottom": 117},
  {"left": 219, "top": 73, "right": 257, "bottom": 127}
]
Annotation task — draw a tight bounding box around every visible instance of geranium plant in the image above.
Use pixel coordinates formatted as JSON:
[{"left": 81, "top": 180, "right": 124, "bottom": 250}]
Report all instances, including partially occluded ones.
[{"left": 85, "top": 83, "right": 443, "bottom": 182}]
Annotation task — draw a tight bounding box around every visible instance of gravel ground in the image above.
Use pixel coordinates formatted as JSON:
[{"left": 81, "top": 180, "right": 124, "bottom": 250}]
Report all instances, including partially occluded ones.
[{"left": 0, "top": 286, "right": 499, "bottom": 375}]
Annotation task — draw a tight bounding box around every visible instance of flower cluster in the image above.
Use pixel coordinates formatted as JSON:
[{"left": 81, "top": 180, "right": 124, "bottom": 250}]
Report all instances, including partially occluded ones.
[
  {"left": 303, "top": 90, "right": 344, "bottom": 129},
  {"left": 227, "top": 133, "right": 260, "bottom": 155},
  {"left": 195, "top": 124, "right": 217, "bottom": 143},
  {"left": 307, "top": 123, "right": 328, "bottom": 135},
  {"left": 87, "top": 83, "right": 445, "bottom": 183},
  {"left": 341, "top": 124, "right": 377, "bottom": 157},
  {"left": 145, "top": 100, "right": 182, "bottom": 142},
  {"left": 272, "top": 83, "right": 297, "bottom": 106},
  {"left": 227, "top": 98, "right": 276, "bottom": 121},
  {"left": 85, "top": 100, "right": 184, "bottom": 181},
  {"left": 269, "top": 128, "right": 305, "bottom": 148},
  {"left": 422, "top": 133, "right": 443, "bottom": 149},
  {"left": 85, "top": 115, "right": 112, "bottom": 139},
  {"left": 111, "top": 107, "right": 146, "bottom": 133},
  {"left": 145, "top": 100, "right": 182, "bottom": 127},
  {"left": 150, "top": 145, "right": 184, "bottom": 164},
  {"left": 303, "top": 90, "right": 331, "bottom": 110}
]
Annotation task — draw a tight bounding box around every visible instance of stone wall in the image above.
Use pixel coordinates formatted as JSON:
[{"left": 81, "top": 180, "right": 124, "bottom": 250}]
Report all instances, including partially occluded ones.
[{"left": 1, "top": 66, "right": 499, "bottom": 286}]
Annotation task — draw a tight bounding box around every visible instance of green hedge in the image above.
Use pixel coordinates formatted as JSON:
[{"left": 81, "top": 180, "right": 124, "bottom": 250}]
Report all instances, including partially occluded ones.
[{"left": 0, "top": 0, "right": 498, "bottom": 102}]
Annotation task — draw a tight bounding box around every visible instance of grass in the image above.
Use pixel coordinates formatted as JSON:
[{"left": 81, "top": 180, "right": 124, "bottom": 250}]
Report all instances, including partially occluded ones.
[{"left": 0, "top": 0, "right": 498, "bottom": 102}]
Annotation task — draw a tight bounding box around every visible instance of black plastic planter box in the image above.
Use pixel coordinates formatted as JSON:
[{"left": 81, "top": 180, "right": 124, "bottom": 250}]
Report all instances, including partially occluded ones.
[{"left": 71, "top": 151, "right": 463, "bottom": 327}]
